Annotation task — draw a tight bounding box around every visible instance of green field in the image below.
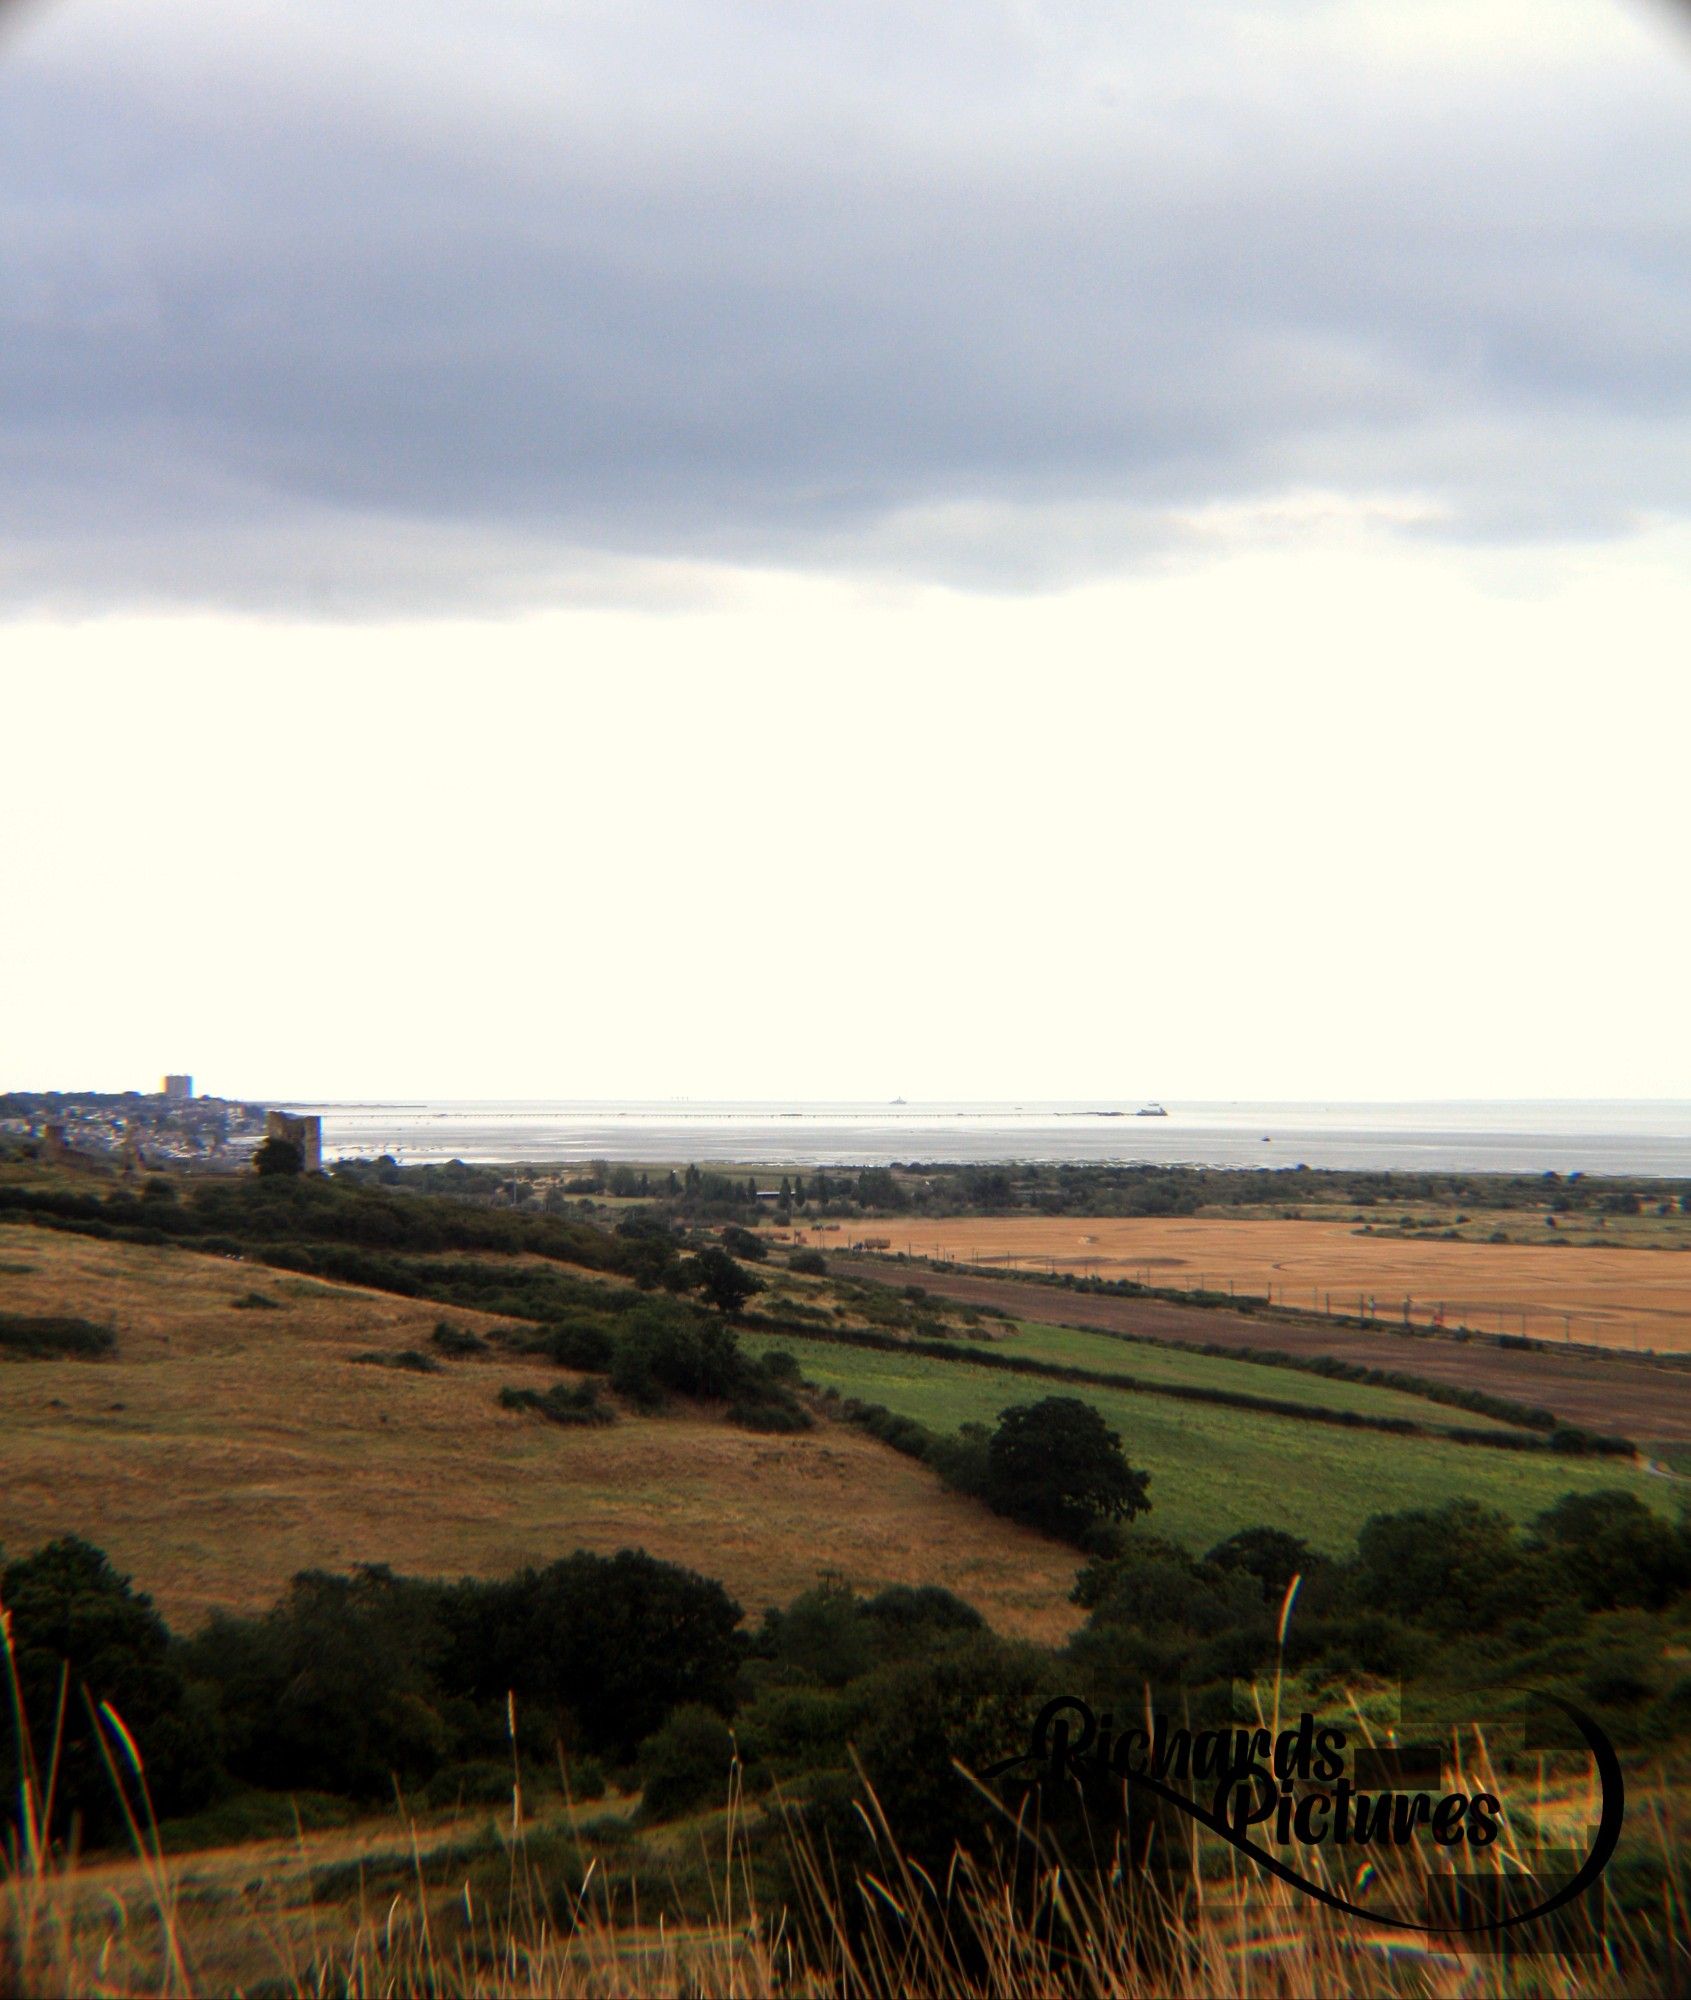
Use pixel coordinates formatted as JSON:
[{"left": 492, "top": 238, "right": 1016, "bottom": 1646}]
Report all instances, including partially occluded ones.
[
  {"left": 741, "top": 1329, "right": 1666, "bottom": 1556},
  {"left": 997, "top": 1319, "right": 1518, "bottom": 1425}
]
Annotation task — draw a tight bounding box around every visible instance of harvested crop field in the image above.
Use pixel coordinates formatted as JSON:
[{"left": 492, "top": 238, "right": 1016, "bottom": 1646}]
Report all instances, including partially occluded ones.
[
  {"left": 827, "top": 1256, "right": 1691, "bottom": 1450},
  {"left": 0, "top": 1225, "right": 1082, "bottom": 1641},
  {"left": 802, "top": 1214, "right": 1691, "bottom": 1352}
]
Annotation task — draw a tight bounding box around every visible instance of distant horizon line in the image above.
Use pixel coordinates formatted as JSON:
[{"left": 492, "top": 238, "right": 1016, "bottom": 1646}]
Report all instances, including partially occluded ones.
[{"left": 256, "top": 1094, "right": 1691, "bottom": 1110}]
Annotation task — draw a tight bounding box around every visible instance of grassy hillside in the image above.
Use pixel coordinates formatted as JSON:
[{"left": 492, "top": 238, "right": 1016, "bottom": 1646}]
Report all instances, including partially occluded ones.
[
  {"left": 739, "top": 1327, "right": 1669, "bottom": 1555},
  {"left": 0, "top": 1224, "right": 1083, "bottom": 1640}
]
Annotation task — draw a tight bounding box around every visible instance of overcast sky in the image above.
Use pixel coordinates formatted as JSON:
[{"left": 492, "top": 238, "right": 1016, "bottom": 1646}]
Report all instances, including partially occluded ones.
[{"left": 3, "top": 0, "right": 1688, "bottom": 1101}]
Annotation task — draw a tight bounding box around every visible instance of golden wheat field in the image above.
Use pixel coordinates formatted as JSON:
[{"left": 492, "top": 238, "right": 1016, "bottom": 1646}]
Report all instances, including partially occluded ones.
[
  {"left": 791, "top": 1213, "right": 1691, "bottom": 1352},
  {"left": 0, "top": 1224, "right": 1081, "bottom": 1641}
]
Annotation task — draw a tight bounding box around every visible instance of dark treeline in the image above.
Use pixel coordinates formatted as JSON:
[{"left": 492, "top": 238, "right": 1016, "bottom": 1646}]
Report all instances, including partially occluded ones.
[
  {"left": 0, "top": 1176, "right": 772, "bottom": 1315},
  {"left": 262, "top": 1152, "right": 1691, "bottom": 1226},
  {"left": 6, "top": 1482, "right": 1691, "bottom": 1899},
  {"left": 905, "top": 1163, "right": 1691, "bottom": 1218},
  {"left": 0, "top": 1176, "right": 664, "bottom": 1278}
]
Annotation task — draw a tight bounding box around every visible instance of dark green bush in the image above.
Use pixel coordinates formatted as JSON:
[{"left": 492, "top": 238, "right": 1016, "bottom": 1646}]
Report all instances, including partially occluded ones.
[
  {"left": 498, "top": 1381, "right": 615, "bottom": 1425},
  {"left": 431, "top": 1321, "right": 488, "bottom": 1355},
  {"left": 726, "top": 1396, "right": 811, "bottom": 1432},
  {"left": 0, "top": 1313, "right": 115, "bottom": 1358},
  {"left": 637, "top": 1704, "right": 738, "bottom": 1821}
]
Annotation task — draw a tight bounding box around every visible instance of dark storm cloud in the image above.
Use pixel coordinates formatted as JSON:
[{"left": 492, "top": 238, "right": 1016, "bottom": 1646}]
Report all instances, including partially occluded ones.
[{"left": 1, "top": 0, "right": 1688, "bottom": 610}]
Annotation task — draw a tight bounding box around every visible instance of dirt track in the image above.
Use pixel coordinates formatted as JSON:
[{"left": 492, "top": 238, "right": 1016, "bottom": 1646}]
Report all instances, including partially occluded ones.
[{"left": 829, "top": 1257, "right": 1691, "bottom": 1448}]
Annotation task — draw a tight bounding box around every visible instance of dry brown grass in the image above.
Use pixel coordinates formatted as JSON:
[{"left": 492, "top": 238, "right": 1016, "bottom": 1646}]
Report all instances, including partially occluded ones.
[
  {"left": 6, "top": 1664, "right": 1679, "bottom": 2000},
  {"left": 0, "top": 1225, "right": 1080, "bottom": 1642},
  {"left": 799, "top": 1214, "right": 1691, "bottom": 1353}
]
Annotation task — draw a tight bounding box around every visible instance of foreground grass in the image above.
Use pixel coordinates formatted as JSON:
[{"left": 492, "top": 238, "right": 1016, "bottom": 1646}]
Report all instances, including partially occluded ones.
[
  {"left": 8, "top": 1738, "right": 1683, "bottom": 1999},
  {"left": 741, "top": 1331, "right": 1669, "bottom": 1555}
]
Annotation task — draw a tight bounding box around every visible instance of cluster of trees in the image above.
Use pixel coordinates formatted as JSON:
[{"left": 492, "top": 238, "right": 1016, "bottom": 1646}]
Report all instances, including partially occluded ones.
[
  {"left": 0, "top": 1542, "right": 744, "bottom": 1840},
  {"left": 9, "top": 1482, "right": 1690, "bottom": 1878},
  {"left": 479, "top": 1289, "right": 806, "bottom": 1432}
]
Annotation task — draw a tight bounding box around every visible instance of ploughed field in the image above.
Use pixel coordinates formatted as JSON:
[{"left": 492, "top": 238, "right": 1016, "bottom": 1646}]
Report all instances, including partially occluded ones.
[
  {"left": 0, "top": 1225, "right": 1082, "bottom": 1640},
  {"left": 825, "top": 1255, "right": 1691, "bottom": 1452},
  {"left": 799, "top": 1213, "right": 1691, "bottom": 1352}
]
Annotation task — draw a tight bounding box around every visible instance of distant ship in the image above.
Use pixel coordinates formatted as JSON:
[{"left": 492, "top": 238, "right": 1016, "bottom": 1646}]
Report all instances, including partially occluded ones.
[
  {"left": 889, "top": 1096, "right": 907, "bottom": 1105},
  {"left": 1135, "top": 1103, "right": 1169, "bottom": 1117}
]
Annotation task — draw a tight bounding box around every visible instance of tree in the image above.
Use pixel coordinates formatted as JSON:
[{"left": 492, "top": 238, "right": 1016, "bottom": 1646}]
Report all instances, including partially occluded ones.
[
  {"left": 442, "top": 1551, "right": 744, "bottom": 1760},
  {"left": 253, "top": 1135, "right": 304, "bottom": 1177},
  {"left": 182, "top": 1566, "right": 451, "bottom": 1800},
  {"left": 720, "top": 1224, "right": 768, "bottom": 1263},
  {"left": 1526, "top": 1489, "right": 1691, "bottom": 1612},
  {"left": 0, "top": 1538, "right": 219, "bottom": 1839},
  {"left": 1205, "top": 1527, "right": 1317, "bottom": 1603},
  {"left": 684, "top": 1247, "right": 764, "bottom": 1316},
  {"left": 1353, "top": 1500, "right": 1529, "bottom": 1632},
  {"left": 983, "top": 1397, "right": 1150, "bottom": 1544}
]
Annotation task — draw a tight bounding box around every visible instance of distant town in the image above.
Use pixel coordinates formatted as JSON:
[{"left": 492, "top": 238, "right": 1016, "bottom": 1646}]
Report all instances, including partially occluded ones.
[{"left": 0, "top": 1077, "right": 272, "bottom": 1171}]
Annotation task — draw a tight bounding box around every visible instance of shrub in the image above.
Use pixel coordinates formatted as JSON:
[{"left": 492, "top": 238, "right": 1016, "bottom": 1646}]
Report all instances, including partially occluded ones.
[
  {"left": 726, "top": 1396, "right": 811, "bottom": 1432},
  {"left": 431, "top": 1321, "right": 488, "bottom": 1355},
  {"left": 1203, "top": 1527, "right": 1317, "bottom": 1602},
  {"left": 531, "top": 1317, "right": 619, "bottom": 1372},
  {"left": 846, "top": 1637, "right": 1055, "bottom": 1871},
  {"left": 859, "top": 1584, "right": 984, "bottom": 1656},
  {"left": 637, "top": 1704, "right": 738, "bottom": 1821},
  {"left": 758, "top": 1579, "right": 873, "bottom": 1687},
  {"left": 231, "top": 1290, "right": 282, "bottom": 1311},
  {"left": 422, "top": 1759, "right": 519, "bottom": 1809},
  {"left": 253, "top": 1136, "right": 304, "bottom": 1177},
  {"left": 498, "top": 1381, "right": 615, "bottom": 1425},
  {"left": 608, "top": 1302, "right": 746, "bottom": 1407},
  {"left": 0, "top": 1313, "right": 115, "bottom": 1358},
  {"left": 788, "top": 1249, "right": 827, "bottom": 1276}
]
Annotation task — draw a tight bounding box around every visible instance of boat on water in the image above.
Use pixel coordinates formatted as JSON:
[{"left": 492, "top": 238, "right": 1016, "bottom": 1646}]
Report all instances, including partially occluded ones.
[{"left": 1136, "top": 1103, "right": 1169, "bottom": 1117}]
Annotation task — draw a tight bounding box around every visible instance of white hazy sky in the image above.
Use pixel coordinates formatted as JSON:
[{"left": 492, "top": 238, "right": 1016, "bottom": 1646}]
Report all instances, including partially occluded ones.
[{"left": 2, "top": 0, "right": 1689, "bottom": 1103}]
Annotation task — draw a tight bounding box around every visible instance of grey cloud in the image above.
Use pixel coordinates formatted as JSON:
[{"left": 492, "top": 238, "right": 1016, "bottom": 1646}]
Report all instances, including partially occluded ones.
[{"left": 2, "top": 0, "right": 1689, "bottom": 611}]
